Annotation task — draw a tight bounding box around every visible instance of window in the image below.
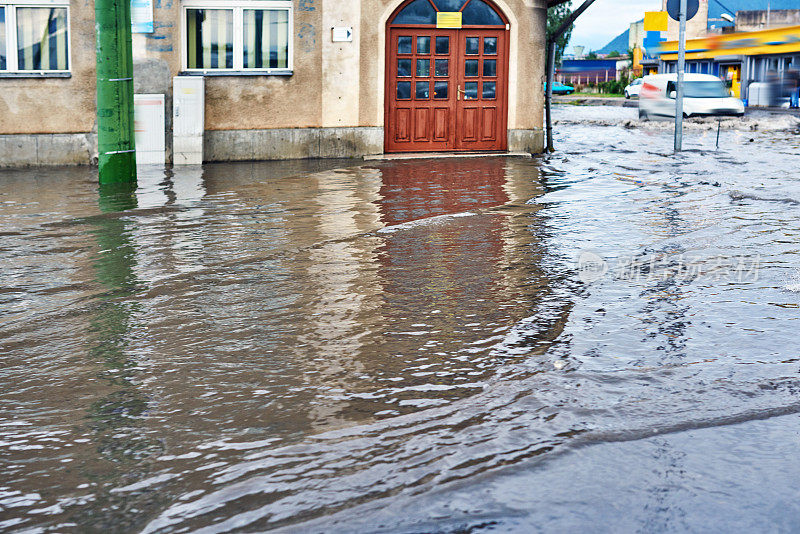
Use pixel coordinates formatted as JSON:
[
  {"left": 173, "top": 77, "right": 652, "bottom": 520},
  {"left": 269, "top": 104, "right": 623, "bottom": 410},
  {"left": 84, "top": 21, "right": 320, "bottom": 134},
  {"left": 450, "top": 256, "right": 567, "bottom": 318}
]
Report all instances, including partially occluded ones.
[
  {"left": 0, "top": 0, "right": 70, "bottom": 74},
  {"left": 182, "top": 0, "right": 292, "bottom": 74},
  {"left": 391, "top": 0, "right": 505, "bottom": 26}
]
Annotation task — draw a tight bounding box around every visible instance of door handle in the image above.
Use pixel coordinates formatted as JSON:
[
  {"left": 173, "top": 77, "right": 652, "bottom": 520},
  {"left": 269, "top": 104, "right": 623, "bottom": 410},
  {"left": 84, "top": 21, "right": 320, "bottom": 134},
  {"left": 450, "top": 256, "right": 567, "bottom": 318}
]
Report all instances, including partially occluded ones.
[{"left": 457, "top": 85, "right": 465, "bottom": 101}]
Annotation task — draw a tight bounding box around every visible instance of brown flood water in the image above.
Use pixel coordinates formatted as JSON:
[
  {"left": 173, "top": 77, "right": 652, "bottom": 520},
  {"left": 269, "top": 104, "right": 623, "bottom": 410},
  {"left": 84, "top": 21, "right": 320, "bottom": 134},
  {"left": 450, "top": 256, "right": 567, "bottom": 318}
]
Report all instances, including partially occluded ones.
[{"left": 1, "top": 157, "right": 558, "bottom": 531}]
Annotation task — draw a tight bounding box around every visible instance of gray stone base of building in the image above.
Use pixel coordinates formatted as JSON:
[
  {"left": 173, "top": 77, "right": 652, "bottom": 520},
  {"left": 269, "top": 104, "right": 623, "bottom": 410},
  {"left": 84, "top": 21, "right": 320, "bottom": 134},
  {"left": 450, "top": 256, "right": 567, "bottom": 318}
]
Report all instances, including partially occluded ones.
[
  {"left": 0, "top": 126, "right": 542, "bottom": 168},
  {"left": 205, "top": 127, "right": 384, "bottom": 162},
  {"left": 507, "top": 128, "right": 545, "bottom": 154},
  {"left": 0, "top": 133, "right": 98, "bottom": 167}
]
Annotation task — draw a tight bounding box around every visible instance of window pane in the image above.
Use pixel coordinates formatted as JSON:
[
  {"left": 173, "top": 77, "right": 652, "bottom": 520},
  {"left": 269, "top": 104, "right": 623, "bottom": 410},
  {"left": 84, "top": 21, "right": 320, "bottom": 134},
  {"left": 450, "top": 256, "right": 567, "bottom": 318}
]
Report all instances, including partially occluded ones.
[
  {"left": 462, "top": 0, "right": 504, "bottom": 25},
  {"left": 16, "top": 7, "right": 69, "bottom": 71},
  {"left": 464, "top": 81, "right": 478, "bottom": 100},
  {"left": 397, "top": 58, "right": 411, "bottom": 77},
  {"left": 244, "top": 9, "right": 288, "bottom": 69},
  {"left": 465, "top": 59, "right": 478, "bottom": 77},
  {"left": 415, "top": 81, "right": 429, "bottom": 99},
  {"left": 435, "top": 59, "right": 448, "bottom": 77},
  {"left": 392, "top": 0, "right": 436, "bottom": 25},
  {"left": 397, "top": 81, "right": 411, "bottom": 99},
  {"left": 417, "top": 36, "right": 430, "bottom": 55},
  {"left": 484, "top": 37, "right": 497, "bottom": 55},
  {"left": 435, "top": 0, "right": 467, "bottom": 10},
  {"left": 465, "top": 37, "right": 479, "bottom": 55},
  {"left": 398, "top": 36, "right": 412, "bottom": 54},
  {"left": 434, "top": 81, "right": 448, "bottom": 99},
  {"left": 0, "top": 8, "right": 6, "bottom": 70},
  {"left": 435, "top": 36, "right": 449, "bottom": 55},
  {"left": 416, "top": 59, "right": 430, "bottom": 77},
  {"left": 483, "top": 59, "right": 496, "bottom": 77},
  {"left": 482, "top": 81, "right": 496, "bottom": 99},
  {"left": 187, "top": 9, "right": 233, "bottom": 69}
]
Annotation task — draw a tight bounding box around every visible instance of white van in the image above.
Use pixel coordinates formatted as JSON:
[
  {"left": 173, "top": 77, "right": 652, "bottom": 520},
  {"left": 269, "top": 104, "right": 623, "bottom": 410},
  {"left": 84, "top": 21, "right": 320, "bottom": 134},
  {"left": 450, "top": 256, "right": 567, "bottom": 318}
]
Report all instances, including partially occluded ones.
[{"left": 638, "top": 73, "right": 744, "bottom": 119}]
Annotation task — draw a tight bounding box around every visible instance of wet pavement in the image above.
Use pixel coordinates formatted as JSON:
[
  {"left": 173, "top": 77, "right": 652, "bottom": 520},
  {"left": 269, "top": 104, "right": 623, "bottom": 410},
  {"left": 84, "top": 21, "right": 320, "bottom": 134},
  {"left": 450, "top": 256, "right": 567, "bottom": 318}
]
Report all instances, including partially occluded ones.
[{"left": 2, "top": 106, "right": 800, "bottom": 532}]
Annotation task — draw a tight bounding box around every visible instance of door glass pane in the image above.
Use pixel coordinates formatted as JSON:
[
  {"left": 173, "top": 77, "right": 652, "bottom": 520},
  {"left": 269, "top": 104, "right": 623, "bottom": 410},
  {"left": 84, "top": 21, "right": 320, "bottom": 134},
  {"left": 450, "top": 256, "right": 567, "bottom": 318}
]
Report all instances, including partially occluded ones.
[
  {"left": 435, "top": 36, "right": 449, "bottom": 55},
  {"left": 397, "top": 81, "right": 412, "bottom": 99},
  {"left": 0, "top": 8, "right": 6, "bottom": 70},
  {"left": 465, "top": 37, "right": 479, "bottom": 55},
  {"left": 417, "top": 36, "right": 430, "bottom": 55},
  {"left": 436, "top": 0, "right": 467, "bottom": 10},
  {"left": 415, "top": 81, "right": 430, "bottom": 99},
  {"left": 484, "top": 37, "right": 497, "bottom": 55},
  {"left": 482, "top": 81, "right": 496, "bottom": 99},
  {"left": 416, "top": 59, "right": 430, "bottom": 77},
  {"left": 435, "top": 59, "right": 449, "bottom": 77},
  {"left": 15, "top": 7, "right": 69, "bottom": 70},
  {"left": 398, "top": 36, "right": 412, "bottom": 54},
  {"left": 462, "top": 0, "right": 504, "bottom": 25},
  {"left": 465, "top": 59, "right": 479, "bottom": 77},
  {"left": 434, "top": 81, "right": 448, "bottom": 99},
  {"left": 393, "top": 0, "right": 437, "bottom": 25},
  {"left": 243, "top": 9, "right": 289, "bottom": 69},
  {"left": 397, "top": 58, "right": 412, "bottom": 77},
  {"left": 186, "top": 8, "right": 234, "bottom": 69},
  {"left": 464, "top": 81, "right": 478, "bottom": 100},
  {"left": 483, "top": 59, "right": 497, "bottom": 77}
]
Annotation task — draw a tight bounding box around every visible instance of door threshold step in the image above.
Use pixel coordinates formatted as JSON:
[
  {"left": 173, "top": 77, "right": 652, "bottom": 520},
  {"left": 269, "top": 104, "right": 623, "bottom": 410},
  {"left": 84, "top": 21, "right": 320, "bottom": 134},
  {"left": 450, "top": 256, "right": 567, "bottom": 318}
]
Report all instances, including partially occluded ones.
[{"left": 364, "top": 151, "right": 532, "bottom": 161}]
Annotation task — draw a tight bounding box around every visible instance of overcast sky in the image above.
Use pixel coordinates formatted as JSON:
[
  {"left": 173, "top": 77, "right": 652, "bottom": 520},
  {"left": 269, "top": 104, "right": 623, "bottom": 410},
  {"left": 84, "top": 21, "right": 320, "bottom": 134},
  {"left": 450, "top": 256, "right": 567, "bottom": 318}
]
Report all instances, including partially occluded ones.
[{"left": 568, "top": 0, "right": 663, "bottom": 52}]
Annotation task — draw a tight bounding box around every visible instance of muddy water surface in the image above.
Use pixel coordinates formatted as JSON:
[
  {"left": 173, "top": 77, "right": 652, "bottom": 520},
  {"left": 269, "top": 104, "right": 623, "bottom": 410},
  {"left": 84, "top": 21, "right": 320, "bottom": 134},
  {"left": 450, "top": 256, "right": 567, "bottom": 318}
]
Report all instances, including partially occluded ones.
[{"left": 2, "top": 108, "right": 800, "bottom": 532}]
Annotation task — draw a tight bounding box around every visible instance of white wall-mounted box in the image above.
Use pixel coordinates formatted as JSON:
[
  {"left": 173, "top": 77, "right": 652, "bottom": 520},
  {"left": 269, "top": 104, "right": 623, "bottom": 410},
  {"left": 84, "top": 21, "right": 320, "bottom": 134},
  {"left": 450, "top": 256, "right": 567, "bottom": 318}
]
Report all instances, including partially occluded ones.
[
  {"left": 173, "top": 77, "right": 205, "bottom": 165},
  {"left": 134, "top": 94, "right": 166, "bottom": 165}
]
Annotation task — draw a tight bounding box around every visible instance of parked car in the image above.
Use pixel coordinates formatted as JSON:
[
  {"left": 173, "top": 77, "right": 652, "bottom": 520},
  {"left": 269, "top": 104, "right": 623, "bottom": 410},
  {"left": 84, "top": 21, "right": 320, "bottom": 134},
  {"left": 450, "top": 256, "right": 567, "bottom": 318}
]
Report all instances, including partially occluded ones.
[
  {"left": 638, "top": 73, "right": 745, "bottom": 120},
  {"left": 545, "top": 81, "right": 575, "bottom": 95},
  {"left": 624, "top": 78, "right": 644, "bottom": 99}
]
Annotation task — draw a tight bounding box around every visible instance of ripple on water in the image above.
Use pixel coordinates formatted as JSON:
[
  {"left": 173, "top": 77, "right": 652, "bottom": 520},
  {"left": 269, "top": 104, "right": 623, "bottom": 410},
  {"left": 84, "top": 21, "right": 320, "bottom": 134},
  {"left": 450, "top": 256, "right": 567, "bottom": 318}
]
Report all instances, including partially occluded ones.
[{"left": 2, "top": 113, "right": 800, "bottom": 531}]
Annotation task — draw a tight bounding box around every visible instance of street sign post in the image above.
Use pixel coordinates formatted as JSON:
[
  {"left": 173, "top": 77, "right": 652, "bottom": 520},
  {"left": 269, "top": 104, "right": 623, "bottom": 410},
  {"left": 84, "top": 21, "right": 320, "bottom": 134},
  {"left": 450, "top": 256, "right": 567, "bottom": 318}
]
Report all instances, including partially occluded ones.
[{"left": 674, "top": 0, "right": 689, "bottom": 152}]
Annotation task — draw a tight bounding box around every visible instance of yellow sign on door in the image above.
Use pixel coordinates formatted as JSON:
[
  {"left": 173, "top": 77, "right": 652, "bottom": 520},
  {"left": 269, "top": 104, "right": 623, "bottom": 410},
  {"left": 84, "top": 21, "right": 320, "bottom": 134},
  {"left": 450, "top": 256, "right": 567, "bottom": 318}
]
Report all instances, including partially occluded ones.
[{"left": 437, "top": 12, "right": 462, "bottom": 29}]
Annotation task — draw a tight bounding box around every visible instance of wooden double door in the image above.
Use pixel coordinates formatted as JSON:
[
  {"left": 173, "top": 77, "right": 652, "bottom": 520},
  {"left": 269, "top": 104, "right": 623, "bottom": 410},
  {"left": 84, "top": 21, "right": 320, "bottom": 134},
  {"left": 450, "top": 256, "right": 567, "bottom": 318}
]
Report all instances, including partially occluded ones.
[{"left": 386, "top": 27, "right": 508, "bottom": 153}]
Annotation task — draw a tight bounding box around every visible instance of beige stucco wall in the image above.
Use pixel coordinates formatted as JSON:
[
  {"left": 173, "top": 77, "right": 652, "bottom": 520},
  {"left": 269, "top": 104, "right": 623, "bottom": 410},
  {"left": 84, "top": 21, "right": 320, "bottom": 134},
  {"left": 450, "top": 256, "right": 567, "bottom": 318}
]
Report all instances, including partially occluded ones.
[
  {"left": 0, "top": 0, "right": 96, "bottom": 134},
  {"left": 1, "top": 0, "right": 547, "bottom": 152}
]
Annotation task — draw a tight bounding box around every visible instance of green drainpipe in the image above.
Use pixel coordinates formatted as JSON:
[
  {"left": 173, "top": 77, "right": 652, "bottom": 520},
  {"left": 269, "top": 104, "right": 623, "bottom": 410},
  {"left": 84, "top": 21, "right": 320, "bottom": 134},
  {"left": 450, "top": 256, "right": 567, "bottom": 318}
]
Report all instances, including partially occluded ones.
[{"left": 95, "top": 0, "right": 137, "bottom": 184}]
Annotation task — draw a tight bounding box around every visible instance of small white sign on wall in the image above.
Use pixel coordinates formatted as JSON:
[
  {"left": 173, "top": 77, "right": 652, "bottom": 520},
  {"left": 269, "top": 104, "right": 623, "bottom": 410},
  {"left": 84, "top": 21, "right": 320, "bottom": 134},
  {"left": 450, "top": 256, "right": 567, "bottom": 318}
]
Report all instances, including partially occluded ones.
[{"left": 332, "top": 27, "right": 353, "bottom": 42}]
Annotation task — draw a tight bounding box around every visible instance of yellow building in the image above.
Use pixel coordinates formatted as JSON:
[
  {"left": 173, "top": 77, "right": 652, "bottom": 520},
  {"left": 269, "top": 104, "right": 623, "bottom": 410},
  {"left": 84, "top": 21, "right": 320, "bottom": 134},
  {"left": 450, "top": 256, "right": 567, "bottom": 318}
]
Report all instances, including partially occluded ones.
[{"left": 657, "top": 24, "right": 800, "bottom": 102}]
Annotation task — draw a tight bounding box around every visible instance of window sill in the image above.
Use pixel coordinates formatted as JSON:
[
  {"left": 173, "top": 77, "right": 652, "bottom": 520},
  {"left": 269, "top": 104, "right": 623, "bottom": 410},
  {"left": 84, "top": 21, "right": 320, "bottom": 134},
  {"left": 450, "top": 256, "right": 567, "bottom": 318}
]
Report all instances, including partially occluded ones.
[
  {"left": 0, "top": 72, "right": 71, "bottom": 78},
  {"left": 179, "top": 70, "right": 293, "bottom": 77}
]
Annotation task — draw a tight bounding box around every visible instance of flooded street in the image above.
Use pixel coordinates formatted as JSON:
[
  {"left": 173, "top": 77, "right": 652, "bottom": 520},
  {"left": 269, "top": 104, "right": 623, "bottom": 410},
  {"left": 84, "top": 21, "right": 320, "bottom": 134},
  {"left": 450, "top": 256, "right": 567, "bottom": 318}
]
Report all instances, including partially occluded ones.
[{"left": 3, "top": 106, "right": 800, "bottom": 532}]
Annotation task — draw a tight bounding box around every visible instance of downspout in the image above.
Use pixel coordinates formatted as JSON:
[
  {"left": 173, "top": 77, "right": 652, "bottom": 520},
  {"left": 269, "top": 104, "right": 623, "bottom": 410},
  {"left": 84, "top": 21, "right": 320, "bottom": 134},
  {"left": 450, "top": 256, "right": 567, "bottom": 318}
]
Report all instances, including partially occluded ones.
[{"left": 545, "top": 0, "right": 599, "bottom": 152}]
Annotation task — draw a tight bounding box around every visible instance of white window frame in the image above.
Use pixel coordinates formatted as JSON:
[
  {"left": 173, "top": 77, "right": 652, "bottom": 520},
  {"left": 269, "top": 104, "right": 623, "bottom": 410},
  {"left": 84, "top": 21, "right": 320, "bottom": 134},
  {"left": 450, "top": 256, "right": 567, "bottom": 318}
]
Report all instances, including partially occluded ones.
[
  {"left": 180, "top": 0, "right": 293, "bottom": 75},
  {"left": 0, "top": 0, "right": 71, "bottom": 75}
]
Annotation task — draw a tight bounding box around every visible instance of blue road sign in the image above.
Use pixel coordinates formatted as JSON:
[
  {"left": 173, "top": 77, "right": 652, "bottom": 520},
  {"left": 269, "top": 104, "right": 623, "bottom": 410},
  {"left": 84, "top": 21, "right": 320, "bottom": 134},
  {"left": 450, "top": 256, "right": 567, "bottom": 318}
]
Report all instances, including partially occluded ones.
[{"left": 666, "top": 0, "right": 699, "bottom": 21}]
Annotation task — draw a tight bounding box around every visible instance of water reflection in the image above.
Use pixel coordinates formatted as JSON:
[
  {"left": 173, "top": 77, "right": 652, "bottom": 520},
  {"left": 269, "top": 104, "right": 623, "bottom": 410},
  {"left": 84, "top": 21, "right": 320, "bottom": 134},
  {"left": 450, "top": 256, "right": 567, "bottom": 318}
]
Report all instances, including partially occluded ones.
[{"left": 4, "top": 124, "right": 800, "bottom": 531}]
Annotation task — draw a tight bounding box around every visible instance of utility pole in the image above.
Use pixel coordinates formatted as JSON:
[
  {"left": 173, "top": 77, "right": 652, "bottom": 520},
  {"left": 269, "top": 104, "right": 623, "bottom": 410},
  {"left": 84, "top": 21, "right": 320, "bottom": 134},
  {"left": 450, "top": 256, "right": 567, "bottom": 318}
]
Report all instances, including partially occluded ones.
[
  {"left": 766, "top": 0, "right": 771, "bottom": 28},
  {"left": 674, "top": 0, "right": 687, "bottom": 152},
  {"left": 95, "top": 0, "right": 137, "bottom": 184}
]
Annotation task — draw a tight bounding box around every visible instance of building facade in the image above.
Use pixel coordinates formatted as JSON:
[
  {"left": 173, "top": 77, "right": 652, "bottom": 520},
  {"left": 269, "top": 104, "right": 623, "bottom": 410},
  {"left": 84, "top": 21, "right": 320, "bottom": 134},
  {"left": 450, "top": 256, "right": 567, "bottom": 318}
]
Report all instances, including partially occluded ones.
[
  {"left": 657, "top": 24, "right": 800, "bottom": 103},
  {"left": 0, "top": 0, "right": 548, "bottom": 167}
]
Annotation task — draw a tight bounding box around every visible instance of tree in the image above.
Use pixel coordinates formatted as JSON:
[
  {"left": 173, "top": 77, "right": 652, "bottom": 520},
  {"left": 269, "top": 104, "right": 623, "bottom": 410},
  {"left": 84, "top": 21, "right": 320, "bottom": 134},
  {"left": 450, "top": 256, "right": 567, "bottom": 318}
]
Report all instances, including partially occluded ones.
[
  {"left": 586, "top": 51, "right": 598, "bottom": 60},
  {"left": 608, "top": 51, "right": 621, "bottom": 58},
  {"left": 547, "top": 1, "right": 573, "bottom": 67}
]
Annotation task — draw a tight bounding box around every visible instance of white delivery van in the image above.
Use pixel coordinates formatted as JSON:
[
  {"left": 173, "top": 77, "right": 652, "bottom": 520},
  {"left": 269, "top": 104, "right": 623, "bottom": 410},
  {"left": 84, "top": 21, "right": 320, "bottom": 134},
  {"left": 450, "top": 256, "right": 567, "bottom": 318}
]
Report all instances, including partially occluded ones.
[{"left": 638, "top": 73, "right": 744, "bottom": 119}]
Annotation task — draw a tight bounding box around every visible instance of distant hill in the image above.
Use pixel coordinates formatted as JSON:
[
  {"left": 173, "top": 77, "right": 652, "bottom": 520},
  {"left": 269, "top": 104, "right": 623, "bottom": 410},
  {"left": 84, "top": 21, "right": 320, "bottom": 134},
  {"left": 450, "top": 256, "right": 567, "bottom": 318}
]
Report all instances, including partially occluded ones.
[{"left": 596, "top": 28, "right": 629, "bottom": 56}]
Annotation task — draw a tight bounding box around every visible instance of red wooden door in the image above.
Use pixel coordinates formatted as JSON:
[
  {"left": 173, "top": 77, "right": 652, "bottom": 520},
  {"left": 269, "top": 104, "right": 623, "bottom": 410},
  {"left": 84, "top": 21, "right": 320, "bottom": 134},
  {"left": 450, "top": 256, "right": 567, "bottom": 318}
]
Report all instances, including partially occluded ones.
[
  {"left": 387, "top": 28, "right": 458, "bottom": 152},
  {"left": 454, "top": 30, "right": 507, "bottom": 151},
  {"left": 386, "top": 25, "right": 508, "bottom": 153}
]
